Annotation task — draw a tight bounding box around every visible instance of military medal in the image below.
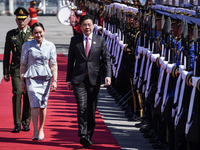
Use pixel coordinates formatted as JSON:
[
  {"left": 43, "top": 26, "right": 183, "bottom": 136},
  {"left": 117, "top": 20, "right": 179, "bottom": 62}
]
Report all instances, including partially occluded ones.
[
  {"left": 28, "top": 35, "right": 34, "bottom": 41},
  {"left": 11, "top": 36, "right": 17, "bottom": 52}
]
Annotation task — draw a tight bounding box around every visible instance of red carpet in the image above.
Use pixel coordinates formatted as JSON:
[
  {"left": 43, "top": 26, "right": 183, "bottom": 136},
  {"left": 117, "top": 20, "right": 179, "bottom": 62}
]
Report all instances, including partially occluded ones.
[{"left": 0, "top": 54, "right": 121, "bottom": 150}]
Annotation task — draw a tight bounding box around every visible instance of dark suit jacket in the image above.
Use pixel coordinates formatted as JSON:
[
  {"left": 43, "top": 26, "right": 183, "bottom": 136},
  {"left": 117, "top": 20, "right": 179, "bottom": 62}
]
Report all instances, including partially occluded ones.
[
  {"left": 3, "top": 27, "right": 33, "bottom": 77},
  {"left": 66, "top": 33, "right": 111, "bottom": 85}
]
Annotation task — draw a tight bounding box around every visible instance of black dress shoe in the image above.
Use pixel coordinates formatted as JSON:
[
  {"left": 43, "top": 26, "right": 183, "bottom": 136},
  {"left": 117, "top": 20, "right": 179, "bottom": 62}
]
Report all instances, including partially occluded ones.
[
  {"left": 140, "top": 126, "right": 151, "bottom": 133},
  {"left": 152, "top": 141, "right": 167, "bottom": 149},
  {"left": 121, "top": 104, "right": 130, "bottom": 111},
  {"left": 88, "top": 138, "right": 93, "bottom": 145},
  {"left": 22, "top": 125, "right": 30, "bottom": 131},
  {"left": 148, "top": 136, "right": 159, "bottom": 143},
  {"left": 162, "top": 146, "right": 169, "bottom": 150},
  {"left": 80, "top": 135, "right": 91, "bottom": 148},
  {"left": 13, "top": 124, "right": 21, "bottom": 132},
  {"left": 135, "top": 121, "right": 147, "bottom": 128},
  {"left": 128, "top": 114, "right": 141, "bottom": 121},
  {"left": 143, "top": 129, "right": 157, "bottom": 138},
  {"left": 144, "top": 131, "right": 157, "bottom": 138}
]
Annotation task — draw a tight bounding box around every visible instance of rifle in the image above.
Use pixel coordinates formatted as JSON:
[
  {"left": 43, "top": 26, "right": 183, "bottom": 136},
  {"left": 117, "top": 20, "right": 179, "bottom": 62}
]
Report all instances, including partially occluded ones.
[
  {"left": 194, "top": 23, "right": 200, "bottom": 76},
  {"left": 139, "top": 10, "right": 144, "bottom": 46},
  {"left": 184, "top": 22, "right": 191, "bottom": 71},
  {"left": 151, "top": 13, "right": 157, "bottom": 54},
  {"left": 181, "top": 18, "right": 186, "bottom": 66},
  {"left": 167, "top": 17, "right": 175, "bottom": 64},
  {"left": 164, "top": 17, "right": 171, "bottom": 61},
  {"left": 160, "top": 14, "right": 165, "bottom": 56},
  {"left": 119, "top": 8, "right": 126, "bottom": 41},
  {"left": 146, "top": 12, "right": 151, "bottom": 49},
  {"left": 143, "top": 11, "right": 148, "bottom": 48},
  {"left": 112, "top": 5, "right": 117, "bottom": 33}
]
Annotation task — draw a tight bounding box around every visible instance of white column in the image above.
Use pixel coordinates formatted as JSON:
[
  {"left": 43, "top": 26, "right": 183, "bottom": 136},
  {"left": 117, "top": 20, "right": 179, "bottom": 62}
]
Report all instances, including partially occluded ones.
[
  {"left": 193, "top": 0, "right": 198, "bottom": 5},
  {"left": 42, "top": 0, "right": 46, "bottom": 15},
  {"left": 62, "top": 0, "right": 65, "bottom": 5},
  {"left": 162, "top": 0, "right": 167, "bottom": 4},
  {"left": 184, "top": 0, "right": 190, "bottom": 3},
  {"left": 58, "top": 0, "right": 62, "bottom": 9},
  {"left": 175, "top": 0, "right": 179, "bottom": 6},
  {"left": 9, "top": 0, "right": 14, "bottom": 15}
]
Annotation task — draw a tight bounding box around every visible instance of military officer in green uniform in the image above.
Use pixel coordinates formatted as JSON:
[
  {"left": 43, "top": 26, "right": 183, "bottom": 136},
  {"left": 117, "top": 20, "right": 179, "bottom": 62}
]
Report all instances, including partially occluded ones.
[{"left": 3, "top": 7, "right": 32, "bottom": 132}]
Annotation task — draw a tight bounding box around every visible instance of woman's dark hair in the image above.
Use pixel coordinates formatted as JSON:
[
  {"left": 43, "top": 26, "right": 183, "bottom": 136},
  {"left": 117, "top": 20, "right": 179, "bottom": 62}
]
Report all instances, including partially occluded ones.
[
  {"left": 79, "top": 14, "right": 94, "bottom": 25},
  {"left": 31, "top": 22, "right": 45, "bottom": 32}
]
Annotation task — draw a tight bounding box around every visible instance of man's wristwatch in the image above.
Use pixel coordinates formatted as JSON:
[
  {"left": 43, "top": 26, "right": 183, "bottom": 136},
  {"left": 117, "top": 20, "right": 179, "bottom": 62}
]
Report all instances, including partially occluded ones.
[{"left": 53, "top": 79, "right": 57, "bottom": 82}]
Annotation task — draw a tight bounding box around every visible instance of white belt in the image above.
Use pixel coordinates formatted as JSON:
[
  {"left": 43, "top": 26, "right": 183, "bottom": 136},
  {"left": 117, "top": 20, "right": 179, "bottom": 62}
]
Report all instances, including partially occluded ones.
[
  {"left": 30, "top": 17, "right": 37, "bottom": 20},
  {"left": 138, "top": 55, "right": 145, "bottom": 89},
  {"left": 185, "top": 77, "right": 200, "bottom": 135},
  {"left": 174, "top": 71, "right": 192, "bottom": 126},
  {"left": 171, "top": 74, "right": 182, "bottom": 117},
  {"left": 115, "top": 49, "right": 123, "bottom": 78},
  {"left": 161, "top": 73, "right": 170, "bottom": 113},
  {"left": 143, "top": 55, "right": 150, "bottom": 93},
  {"left": 145, "top": 61, "right": 153, "bottom": 98},
  {"left": 174, "top": 79, "right": 185, "bottom": 127},
  {"left": 154, "top": 67, "right": 165, "bottom": 108}
]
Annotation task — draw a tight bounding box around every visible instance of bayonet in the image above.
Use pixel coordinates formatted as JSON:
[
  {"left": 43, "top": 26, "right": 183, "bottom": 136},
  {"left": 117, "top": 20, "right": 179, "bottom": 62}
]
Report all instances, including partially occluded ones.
[
  {"left": 161, "top": 14, "right": 165, "bottom": 40},
  {"left": 148, "top": 13, "right": 151, "bottom": 27},
  {"left": 184, "top": 21, "right": 190, "bottom": 71},
  {"left": 108, "top": 6, "right": 111, "bottom": 14},
  {"left": 123, "top": 11, "right": 126, "bottom": 24},
  {"left": 183, "top": 21, "right": 188, "bottom": 39},
  {"left": 146, "top": 2, "right": 149, "bottom": 10},
  {"left": 166, "top": 17, "right": 171, "bottom": 34},
  {"left": 194, "top": 23, "right": 198, "bottom": 44},
  {"left": 161, "top": 15, "right": 165, "bottom": 30},
  {"left": 113, "top": 5, "right": 116, "bottom": 15},
  {"left": 151, "top": 14, "right": 156, "bottom": 52},
  {"left": 139, "top": 10, "right": 142, "bottom": 24},
  {"left": 152, "top": 14, "right": 155, "bottom": 29},
  {"left": 144, "top": 11, "right": 147, "bottom": 25},
  {"left": 194, "top": 23, "right": 198, "bottom": 56},
  {"left": 147, "top": 13, "right": 151, "bottom": 47},
  {"left": 164, "top": 17, "right": 171, "bottom": 60},
  {"left": 181, "top": 18, "right": 185, "bottom": 36},
  {"left": 119, "top": 8, "right": 122, "bottom": 21},
  {"left": 175, "top": 0, "right": 179, "bottom": 7},
  {"left": 195, "top": 6, "right": 198, "bottom": 18}
]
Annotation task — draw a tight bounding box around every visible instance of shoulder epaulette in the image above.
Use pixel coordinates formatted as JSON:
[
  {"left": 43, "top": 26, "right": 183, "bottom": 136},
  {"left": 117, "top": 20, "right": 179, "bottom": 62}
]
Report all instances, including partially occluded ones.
[{"left": 134, "top": 31, "right": 140, "bottom": 46}]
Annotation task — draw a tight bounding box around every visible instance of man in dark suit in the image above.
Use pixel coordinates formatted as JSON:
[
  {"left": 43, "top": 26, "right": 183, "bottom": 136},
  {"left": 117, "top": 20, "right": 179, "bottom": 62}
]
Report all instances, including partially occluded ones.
[
  {"left": 3, "top": 7, "right": 32, "bottom": 132},
  {"left": 66, "top": 14, "right": 111, "bottom": 148}
]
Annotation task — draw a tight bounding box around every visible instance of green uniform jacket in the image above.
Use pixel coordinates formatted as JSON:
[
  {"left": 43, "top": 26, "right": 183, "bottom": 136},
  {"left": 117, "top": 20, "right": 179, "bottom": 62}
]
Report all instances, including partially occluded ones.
[{"left": 3, "top": 27, "right": 33, "bottom": 77}]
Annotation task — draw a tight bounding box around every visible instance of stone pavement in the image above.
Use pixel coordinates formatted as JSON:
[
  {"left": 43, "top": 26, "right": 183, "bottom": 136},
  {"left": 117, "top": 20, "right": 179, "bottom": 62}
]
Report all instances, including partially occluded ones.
[{"left": 0, "top": 15, "right": 154, "bottom": 150}]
